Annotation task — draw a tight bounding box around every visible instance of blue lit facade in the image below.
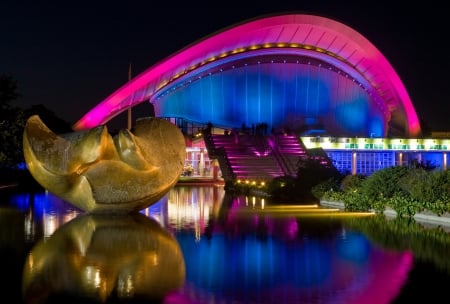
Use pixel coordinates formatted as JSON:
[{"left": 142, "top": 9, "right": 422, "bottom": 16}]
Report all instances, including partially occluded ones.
[
  {"left": 302, "top": 136, "right": 449, "bottom": 176},
  {"left": 154, "top": 57, "right": 386, "bottom": 138}
]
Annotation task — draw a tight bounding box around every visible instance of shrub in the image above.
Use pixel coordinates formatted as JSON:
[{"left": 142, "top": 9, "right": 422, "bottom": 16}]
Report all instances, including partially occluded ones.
[
  {"left": 360, "top": 166, "right": 408, "bottom": 202},
  {"left": 343, "top": 190, "right": 371, "bottom": 212},
  {"left": 311, "top": 177, "right": 340, "bottom": 199},
  {"left": 341, "top": 174, "right": 365, "bottom": 193},
  {"left": 387, "top": 192, "right": 421, "bottom": 218}
]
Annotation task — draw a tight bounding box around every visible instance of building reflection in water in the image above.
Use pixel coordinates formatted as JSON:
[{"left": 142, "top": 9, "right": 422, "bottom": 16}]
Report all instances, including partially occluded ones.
[
  {"left": 4, "top": 185, "right": 414, "bottom": 304},
  {"left": 8, "top": 185, "right": 226, "bottom": 242},
  {"left": 7, "top": 190, "right": 82, "bottom": 242},
  {"left": 142, "top": 185, "right": 226, "bottom": 240}
]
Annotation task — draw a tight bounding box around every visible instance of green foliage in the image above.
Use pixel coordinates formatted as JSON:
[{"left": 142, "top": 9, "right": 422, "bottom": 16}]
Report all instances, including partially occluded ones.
[
  {"left": 319, "top": 166, "right": 450, "bottom": 217},
  {"left": 387, "top": 191, "right": 421, "bottom": 218},
  {"left": 342, "top": 190, "right": 371, "bottom": 212},
  {"left": 423, "top": 195, "right": 450, "bottom": 216},
  {"left": 311, "top": 177, "right": 340, "bottom": 199},
  {"left": 345, "top": 215, "right": 450, "bottom": 273},
  {"left": 321, "top": 189, "right": 345, "bottom": 202},
  {"left": 296, "top": 156, "right": 342, "bottom": 190},
  {"left": 398, "top": 168, "right": 450, "bottom": 213},
  {"left": 0, "top": 74, "right": 19, "bottom": 109},
  {"left": 360, "top": 165, "right": 408, "bottom": 203},
  {"left": 264, "top": 155, "right": 344, "bottom": 203},
  {"left": 0, "top": 75, "right": 26, "bottom": 168},
  {"left": 0, "top": 74, "right": 72, "bottom": 170},
  {"left": 398, "top": 168, "right": 430, "bottom": 201},
  {"left": 340, "top": 174, "right": 365, "bottom": 192},
  {"left": 431, "top": 170, "right": 450, "bottom": 203},
  {"left": 371, "top": 198, "right": 387, "bottom": 214},
  {"left": 0, "top": 108, "right": 27, "bottom": 167},
  {"left": 266, "top": 175, "right": 306, "bottom": 202}
]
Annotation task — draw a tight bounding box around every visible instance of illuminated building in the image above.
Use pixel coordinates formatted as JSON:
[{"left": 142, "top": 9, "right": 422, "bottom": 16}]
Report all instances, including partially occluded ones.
[{"left": 73, "top": 14, "right": 445, "bottom": 178}]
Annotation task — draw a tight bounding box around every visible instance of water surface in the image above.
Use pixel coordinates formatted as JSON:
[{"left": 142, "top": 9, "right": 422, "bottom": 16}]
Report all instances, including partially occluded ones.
[{"left": 1, "top": 185, "right": 450, "bottom": 303}]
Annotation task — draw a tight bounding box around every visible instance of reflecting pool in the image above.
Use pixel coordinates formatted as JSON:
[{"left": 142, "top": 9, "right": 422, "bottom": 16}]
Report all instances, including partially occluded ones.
[{"left": 1, "top": 185, "right": 450, "bottom": 303}]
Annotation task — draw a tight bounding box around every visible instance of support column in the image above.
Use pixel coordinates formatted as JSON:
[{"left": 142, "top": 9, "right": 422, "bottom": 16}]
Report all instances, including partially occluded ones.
[
  {"left": 352, "top": 151, "right": 357, "bottom": 175},
  {"left": 398, "top": 152, "right": 403, "bottom": 166},
  {"left": 443, "top": 152, "right": 447, "bottom": 171},
  {"left": 199, "top": 149, "right": 205, "bottom": 176},
  {"left": 213, "top": 159, "right": 219, "bottom": 181}
]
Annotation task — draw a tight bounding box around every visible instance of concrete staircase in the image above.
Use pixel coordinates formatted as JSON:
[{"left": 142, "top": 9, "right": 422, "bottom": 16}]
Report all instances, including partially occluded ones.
[
  {"left": 203, "top": 130, "right": 310, "bottom": 184},
  {"left": 268, "top": 134, "right": 308, "bottom": 176}
]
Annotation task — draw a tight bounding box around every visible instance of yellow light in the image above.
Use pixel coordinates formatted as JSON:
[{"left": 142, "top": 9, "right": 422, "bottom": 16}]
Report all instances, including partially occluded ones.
[
  {"left": 267, "top": 204, "right": 318, "bottom": 209},
  {"left": 232, "top": 47, "right": 246, "bottom": 54},
  {"left": 234, "top": 207, "right": 375, "bottom": 218},
  {"left": 188, "top": 64, "right": 197, "bottom": 71}
]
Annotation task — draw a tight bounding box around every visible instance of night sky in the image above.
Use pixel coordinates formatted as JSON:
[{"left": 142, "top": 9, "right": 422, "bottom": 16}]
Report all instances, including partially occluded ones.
[{"left": 2, "top": 1, "right": 449, "bottom": 132}]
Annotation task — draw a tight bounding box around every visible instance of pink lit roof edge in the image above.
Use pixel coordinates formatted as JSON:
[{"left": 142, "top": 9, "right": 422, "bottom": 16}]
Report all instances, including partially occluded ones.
[{"left": 72, "top": 13, "right": 421, "bottom": 136}]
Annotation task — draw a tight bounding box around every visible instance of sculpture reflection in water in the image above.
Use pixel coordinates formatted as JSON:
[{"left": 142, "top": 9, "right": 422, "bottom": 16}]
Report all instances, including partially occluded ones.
[{"left": 22, "top": 212, "right": 186, "bottom": 303}]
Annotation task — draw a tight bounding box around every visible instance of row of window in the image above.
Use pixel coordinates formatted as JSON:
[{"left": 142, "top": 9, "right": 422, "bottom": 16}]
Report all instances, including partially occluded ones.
[{"left": 327, "top": 151, "right": 395, "bottom": 175}]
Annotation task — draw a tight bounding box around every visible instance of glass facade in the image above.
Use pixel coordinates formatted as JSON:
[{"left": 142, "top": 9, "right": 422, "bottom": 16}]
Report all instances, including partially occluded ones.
[
  {"left": 155, "top": 58, "right": 386, "bottom": 138},
  {"left": 182, "top": 147, "right": 215, "bottom": 178},
  {"left": 327, "top": 150, "right": 396, "bottom": 175}
]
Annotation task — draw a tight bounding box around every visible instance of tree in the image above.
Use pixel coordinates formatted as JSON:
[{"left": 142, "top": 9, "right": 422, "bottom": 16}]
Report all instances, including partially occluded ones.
[
  {"left": 340, "top": 174, "right": 365, "bottom": 192},
  {"left": 267, "top": 155, "right": 342, "bottom": 203},
  {"left": 296, "top": 155, "right": 342, "bottom": 191},
  {"left": 0, "top": 74, "right": 25, "bottom": 168},
  {"left": 0, "top": 74, "right": 74, "bottom": 170},
  {"left": 360, "top": 165, "right": 409, "bottom": 202},
  {"left": 0, "top": 74, "right": 19, "bottom": 110},
  {"left": 23, "top": 104, "right": 72, "bottom": 134}
]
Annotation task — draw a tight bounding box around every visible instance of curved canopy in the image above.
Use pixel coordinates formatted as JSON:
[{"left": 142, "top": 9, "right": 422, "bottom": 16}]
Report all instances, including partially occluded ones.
[{"left": 72, "top": 13, "right": 421, "bottom": 137}]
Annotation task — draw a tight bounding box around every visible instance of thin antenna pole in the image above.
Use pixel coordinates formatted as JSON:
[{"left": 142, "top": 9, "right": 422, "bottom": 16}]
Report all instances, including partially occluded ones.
[{"left": 127, "top": 62, "right": 132, "bottom": 130}]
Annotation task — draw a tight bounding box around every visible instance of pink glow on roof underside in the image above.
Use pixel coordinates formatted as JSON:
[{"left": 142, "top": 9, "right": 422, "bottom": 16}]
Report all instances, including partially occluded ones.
[{"left": 72, "top": 14, "right": 421, "bottom": 137}]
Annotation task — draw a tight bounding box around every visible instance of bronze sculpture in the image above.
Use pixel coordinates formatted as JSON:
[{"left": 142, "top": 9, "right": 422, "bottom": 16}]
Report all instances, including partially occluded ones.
[{"left": 23, "top": 115, "right": 186, "bottom": 213}]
